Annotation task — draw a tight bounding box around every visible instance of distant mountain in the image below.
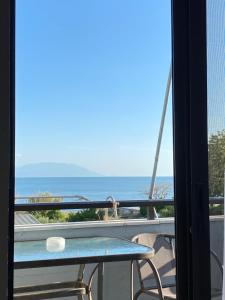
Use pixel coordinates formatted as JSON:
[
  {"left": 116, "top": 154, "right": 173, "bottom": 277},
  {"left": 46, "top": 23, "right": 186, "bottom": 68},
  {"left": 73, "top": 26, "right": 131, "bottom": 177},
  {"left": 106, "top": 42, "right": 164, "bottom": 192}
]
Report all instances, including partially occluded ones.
[{"left": 16, "top": 162, "right": 101, "bottom": 177}]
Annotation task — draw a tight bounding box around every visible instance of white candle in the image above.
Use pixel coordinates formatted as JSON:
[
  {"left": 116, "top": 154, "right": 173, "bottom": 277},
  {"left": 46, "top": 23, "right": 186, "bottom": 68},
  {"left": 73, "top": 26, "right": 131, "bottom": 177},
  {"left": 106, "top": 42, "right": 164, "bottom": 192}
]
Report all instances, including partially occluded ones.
[{"left": 46, "top": 237, "right": 65, "bottom": 252}]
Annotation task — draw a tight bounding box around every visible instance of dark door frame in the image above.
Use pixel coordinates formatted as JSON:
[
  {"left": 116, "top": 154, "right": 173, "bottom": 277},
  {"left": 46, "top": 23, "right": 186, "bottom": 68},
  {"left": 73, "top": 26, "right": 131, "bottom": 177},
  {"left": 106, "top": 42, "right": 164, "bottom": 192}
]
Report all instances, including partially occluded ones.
[
  {"left": 0, "top": 0, "right": 15, "bottom": 299},
  {"left": 172, "top": 0, "right": 211, "bottom": 299}
]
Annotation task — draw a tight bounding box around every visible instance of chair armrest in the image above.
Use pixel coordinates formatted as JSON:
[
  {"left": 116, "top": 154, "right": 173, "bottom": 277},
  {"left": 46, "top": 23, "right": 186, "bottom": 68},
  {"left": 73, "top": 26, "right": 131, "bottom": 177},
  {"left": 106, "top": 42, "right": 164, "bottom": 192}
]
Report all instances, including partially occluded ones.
[
  {"left": 88, "top": 263, "right": 99, "bottom": 290},
  {"left": 134, "top": 258, "right": 165, "bottom": 300}
]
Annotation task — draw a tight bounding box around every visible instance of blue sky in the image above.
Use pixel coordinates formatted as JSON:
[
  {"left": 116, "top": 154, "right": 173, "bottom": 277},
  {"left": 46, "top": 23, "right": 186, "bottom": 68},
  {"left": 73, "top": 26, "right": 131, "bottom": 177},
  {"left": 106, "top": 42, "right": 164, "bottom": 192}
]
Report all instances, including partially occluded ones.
[{"left": 16, "top": 0, "right": 172, "bottom": 176}]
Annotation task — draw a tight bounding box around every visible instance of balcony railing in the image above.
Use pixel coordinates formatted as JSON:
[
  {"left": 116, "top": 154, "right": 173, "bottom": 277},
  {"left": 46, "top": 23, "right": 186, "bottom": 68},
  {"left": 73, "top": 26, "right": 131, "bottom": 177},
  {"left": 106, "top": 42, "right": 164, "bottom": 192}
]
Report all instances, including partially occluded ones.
[{"left": 14, "top": 196, "right": 224, "bottom": 219}]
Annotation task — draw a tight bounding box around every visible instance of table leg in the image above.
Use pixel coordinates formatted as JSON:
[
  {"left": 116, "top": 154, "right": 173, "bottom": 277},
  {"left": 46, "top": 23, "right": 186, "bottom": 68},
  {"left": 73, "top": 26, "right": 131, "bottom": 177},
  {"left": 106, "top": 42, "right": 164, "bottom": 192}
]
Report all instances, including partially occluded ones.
[
  {"left": 130, "top": 260, "right": 134, "bottom": 300},
  {"left": 97, "top": 262, "right": 104, "bottom": 300}
]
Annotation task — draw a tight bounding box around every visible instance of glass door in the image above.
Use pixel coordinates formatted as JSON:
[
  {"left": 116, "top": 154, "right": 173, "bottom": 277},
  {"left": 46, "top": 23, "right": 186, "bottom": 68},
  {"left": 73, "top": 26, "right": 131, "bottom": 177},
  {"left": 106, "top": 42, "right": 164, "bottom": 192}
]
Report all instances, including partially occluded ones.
[
  {"left": 3, "top": 0, "right": 215, "bottom": 299},
  {"left": 207, "top": 0, "right": 225, "bottom": 299},
  {"left": 14, "top": 1, "right": 175, "bottom": 300}
]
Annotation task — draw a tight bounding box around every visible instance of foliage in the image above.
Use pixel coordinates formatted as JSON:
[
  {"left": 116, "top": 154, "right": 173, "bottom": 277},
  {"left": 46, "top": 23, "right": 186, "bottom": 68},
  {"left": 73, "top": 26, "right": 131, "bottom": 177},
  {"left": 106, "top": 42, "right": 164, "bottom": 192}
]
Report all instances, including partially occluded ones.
[
  {"left": 151, "top": 184, "right": 171, "bottom": 200},
  {"left": 29, "top": 193, "right": 66, "bottom": 223},
  {"left": 140, "top": 206, "right": 148, "bottom": 217},
  {"left": 208, "top": 130, "right": 225, "bottom": 197},
  {"left": 209, "top": 204, "right": 223, "bottom": 216},
  {"left": 141, "top": 130, "right": 225, "bottom": 218},
  {"left": 157, "top": 205, "right": 174, "bottom": 217},
  {"left": 140, "top": 205, "right": 174, "bottom": 218},
  {"left": 28, "top": 192, "right": 63, "bottom": 204},
  {"left": 140, "top": 184, "right": 174, "bottom": 218},
  {"left": 29, "top": 193, "right": 107, "bottom": 223},
  {"left": 66, "top": 208, "right": 100, "bottom": 222},
  {"left": 32, "top": 210, "right": 67, "bottom": 223}
]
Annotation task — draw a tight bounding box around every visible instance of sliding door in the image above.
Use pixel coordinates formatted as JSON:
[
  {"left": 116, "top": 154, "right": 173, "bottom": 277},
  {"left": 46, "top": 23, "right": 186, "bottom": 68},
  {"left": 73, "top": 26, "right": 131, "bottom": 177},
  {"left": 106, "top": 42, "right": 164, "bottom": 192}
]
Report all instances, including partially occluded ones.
[
  {"left": 14, "top": 1, "right": 173, "bottom": 300},
  {"left": 0, "top": 0, "right": 213, "bottom": 299},
  {"left": 207, "top": 0, "right": 225, "bottom": 299}
]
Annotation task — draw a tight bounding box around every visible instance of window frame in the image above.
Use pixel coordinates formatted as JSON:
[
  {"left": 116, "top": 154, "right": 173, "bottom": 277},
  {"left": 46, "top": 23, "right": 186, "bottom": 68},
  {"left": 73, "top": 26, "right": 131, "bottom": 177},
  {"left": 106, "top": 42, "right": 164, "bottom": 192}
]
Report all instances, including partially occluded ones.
[
  {"left": 172, "top": 0, "right": 211, "bottom": 299},
  {"left": 0, "top": 0, "right": 15, "bottom": 299}
]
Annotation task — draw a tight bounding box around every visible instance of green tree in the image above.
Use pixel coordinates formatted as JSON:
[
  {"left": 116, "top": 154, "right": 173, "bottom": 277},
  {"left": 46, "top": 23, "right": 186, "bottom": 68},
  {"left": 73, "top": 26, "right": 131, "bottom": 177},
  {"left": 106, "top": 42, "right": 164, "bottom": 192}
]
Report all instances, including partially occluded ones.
[
  {"left": 208, "top": 130, "right": 225, "bottom": 197},
  {"left": 29, "top": 193, "right": 66, "bottom": 223},
  {"left": 28, "top": 193, "right": 108, "bottom": 223},
  {"left": 66, "top": 208, "right": 99, "bottom": 222}
]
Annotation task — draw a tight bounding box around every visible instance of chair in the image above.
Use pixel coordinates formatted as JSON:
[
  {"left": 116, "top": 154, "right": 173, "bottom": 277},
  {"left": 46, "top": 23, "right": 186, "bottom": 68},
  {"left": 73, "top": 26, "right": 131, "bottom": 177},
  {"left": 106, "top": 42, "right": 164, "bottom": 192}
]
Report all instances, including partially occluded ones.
[
  {"left": 132, "top": 233, "right": 223, "bottom": 300},
  {"left": 14, "top": 263, "right": 98, "bottom": 300}
]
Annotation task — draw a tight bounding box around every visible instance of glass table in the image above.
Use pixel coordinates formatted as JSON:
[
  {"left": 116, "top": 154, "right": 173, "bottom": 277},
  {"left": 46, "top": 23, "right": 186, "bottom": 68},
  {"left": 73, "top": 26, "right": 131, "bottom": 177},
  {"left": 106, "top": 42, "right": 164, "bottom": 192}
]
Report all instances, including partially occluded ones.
[{"left": 14, "top": 236, "right": 155, "bottom": 299}]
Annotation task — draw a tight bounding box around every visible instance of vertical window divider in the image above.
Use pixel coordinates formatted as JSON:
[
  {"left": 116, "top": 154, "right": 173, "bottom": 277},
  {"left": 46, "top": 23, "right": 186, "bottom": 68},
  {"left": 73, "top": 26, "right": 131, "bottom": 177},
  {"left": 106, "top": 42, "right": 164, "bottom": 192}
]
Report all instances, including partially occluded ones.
[
  {"left": 0, "top": 0, "right": 15, "bottom": 299},
  {"left": 172, "top": 0, "right": 211, "bottom": 299}
]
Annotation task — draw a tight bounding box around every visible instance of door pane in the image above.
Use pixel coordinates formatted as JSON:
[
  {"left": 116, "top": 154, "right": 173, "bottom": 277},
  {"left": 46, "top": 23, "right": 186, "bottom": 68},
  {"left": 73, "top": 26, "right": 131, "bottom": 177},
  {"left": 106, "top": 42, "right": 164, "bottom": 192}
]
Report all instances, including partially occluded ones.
[
  {"left": 15, "top": 1, "right": 174, "bottom": 299},
  {"left": 207, "top": 1, "right": 225, "bottom": 299}
]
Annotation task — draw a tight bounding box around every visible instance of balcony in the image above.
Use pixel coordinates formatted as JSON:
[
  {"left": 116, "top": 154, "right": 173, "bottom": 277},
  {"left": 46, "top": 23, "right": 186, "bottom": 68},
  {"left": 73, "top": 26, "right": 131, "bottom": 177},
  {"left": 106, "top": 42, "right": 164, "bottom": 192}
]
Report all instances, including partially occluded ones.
[{"left": 14, "top": 199, "right": 223, "bottom": 300}]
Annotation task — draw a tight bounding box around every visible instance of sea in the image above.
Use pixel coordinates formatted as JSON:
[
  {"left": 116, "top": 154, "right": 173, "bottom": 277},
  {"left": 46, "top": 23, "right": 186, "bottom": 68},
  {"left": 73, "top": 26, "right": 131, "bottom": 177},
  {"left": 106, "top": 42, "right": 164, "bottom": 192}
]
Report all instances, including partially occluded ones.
[{"left": 15, "top": 177, "right": 173, "bottom": 204}]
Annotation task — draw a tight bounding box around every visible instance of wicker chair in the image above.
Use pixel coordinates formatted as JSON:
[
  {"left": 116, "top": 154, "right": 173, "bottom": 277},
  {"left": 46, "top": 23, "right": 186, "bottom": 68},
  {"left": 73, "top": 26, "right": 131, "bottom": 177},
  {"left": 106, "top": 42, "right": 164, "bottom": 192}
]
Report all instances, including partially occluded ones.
[
  {"left": 14, "top": 263, "right": 98, "bottom": 300},
  {"left": 132, "top": 233, "right": 222, "bottom": 300}
]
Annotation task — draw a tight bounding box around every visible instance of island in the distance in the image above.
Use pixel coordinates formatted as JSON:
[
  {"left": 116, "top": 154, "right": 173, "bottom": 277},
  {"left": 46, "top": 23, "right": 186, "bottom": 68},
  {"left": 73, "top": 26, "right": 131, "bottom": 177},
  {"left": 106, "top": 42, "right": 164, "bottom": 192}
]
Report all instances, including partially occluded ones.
[{"left": 16, "top": 162, "right": 102, "bottom": 177}]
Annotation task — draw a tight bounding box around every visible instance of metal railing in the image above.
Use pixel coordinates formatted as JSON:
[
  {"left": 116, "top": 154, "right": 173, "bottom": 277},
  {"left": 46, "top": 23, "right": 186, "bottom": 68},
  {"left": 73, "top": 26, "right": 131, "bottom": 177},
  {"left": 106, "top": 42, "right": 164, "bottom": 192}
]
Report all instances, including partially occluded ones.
[{"left": 14, "top": 196, "right": 224, "bottom": 219}]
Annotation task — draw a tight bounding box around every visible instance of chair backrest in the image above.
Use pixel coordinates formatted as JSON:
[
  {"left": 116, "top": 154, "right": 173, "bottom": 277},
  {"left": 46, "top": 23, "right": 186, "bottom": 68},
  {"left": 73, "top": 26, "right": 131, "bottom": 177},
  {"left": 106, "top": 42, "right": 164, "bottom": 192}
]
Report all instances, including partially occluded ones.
[
  {"left": 132, "top": 233, "right": 176, "bottom": 289},
  {"left": 133, "top": 233, "right": 223, "bottom": 297}
]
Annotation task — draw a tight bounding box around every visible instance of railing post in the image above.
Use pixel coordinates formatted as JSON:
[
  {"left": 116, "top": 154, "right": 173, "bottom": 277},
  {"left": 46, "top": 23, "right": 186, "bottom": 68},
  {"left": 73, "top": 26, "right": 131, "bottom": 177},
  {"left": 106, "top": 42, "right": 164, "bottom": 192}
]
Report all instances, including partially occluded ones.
[{"left": 147, "top": 207, "right": 157, "bottom": 220}]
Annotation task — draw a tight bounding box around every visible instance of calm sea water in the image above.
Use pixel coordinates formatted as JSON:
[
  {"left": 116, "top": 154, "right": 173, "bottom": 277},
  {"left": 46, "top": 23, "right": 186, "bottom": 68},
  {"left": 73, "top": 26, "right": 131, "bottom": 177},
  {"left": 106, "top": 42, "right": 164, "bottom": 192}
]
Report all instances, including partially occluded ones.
[{"left": 15, "top": 177, "right": 173, "bottom": 203}]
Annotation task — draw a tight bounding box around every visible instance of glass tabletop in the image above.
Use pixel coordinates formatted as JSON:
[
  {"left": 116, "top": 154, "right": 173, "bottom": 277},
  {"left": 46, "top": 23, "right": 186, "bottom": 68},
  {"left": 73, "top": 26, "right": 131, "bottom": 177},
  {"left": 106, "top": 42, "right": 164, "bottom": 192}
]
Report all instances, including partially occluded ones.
[{"left": 14, "top": 237, "right": 154, "bottom": 268}]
